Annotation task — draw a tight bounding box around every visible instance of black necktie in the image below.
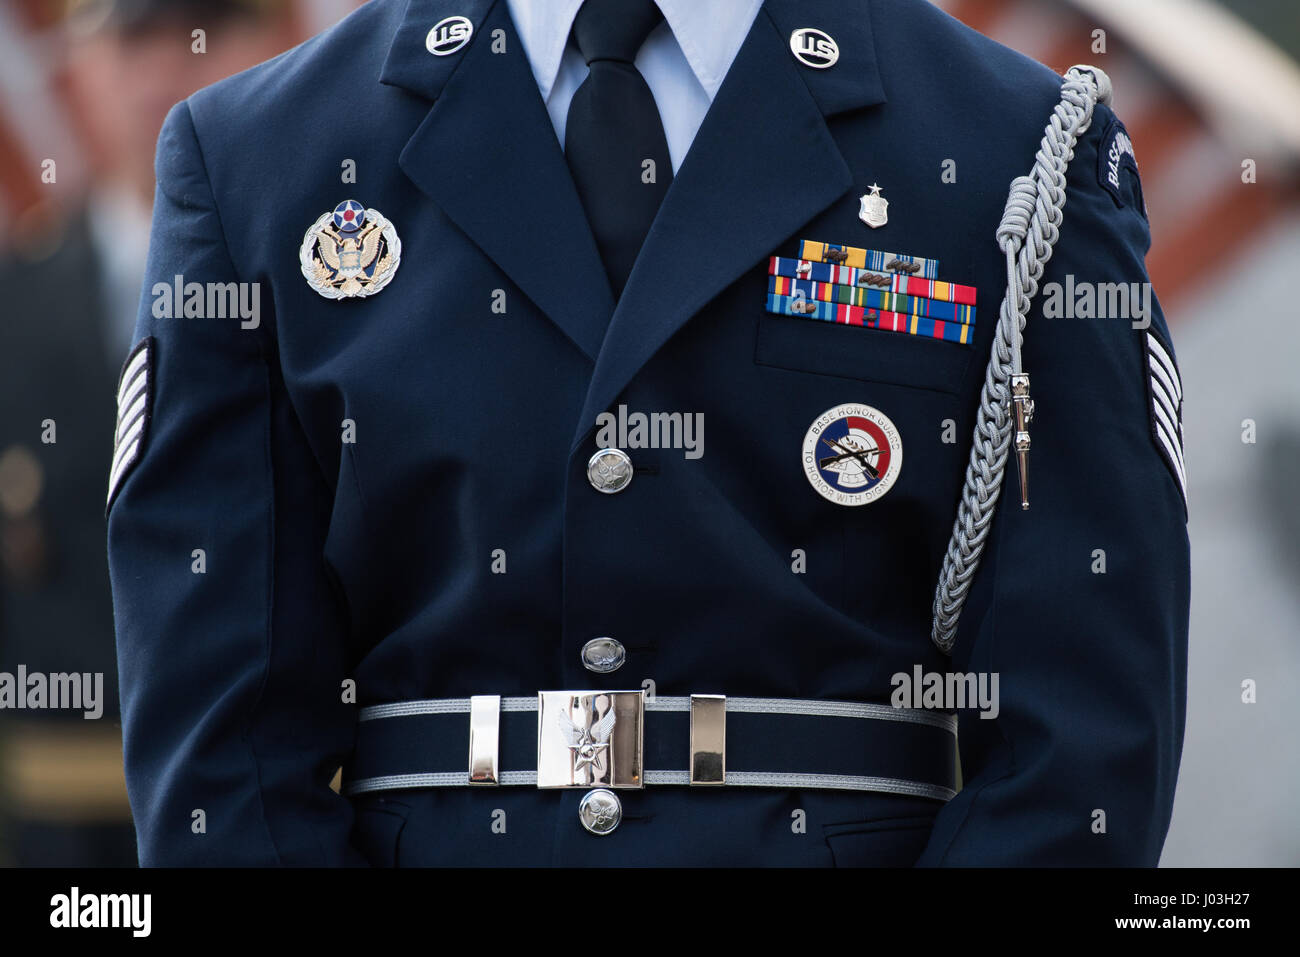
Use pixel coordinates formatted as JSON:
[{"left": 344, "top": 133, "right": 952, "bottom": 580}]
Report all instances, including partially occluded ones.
[{"left": 565, "top": 0, "right": 673, "bottom": 299}]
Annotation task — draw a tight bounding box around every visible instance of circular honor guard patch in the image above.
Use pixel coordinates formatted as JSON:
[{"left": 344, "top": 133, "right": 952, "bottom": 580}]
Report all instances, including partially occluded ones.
[
  {"left": 300, "top": 200, "right": 402, "bottom": 300},
  {"left": 801, "top": 404, "right": 902, "bottom": 506}
]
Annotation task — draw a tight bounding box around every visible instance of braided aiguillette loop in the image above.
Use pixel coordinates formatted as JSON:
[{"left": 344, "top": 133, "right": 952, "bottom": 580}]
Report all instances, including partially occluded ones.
[{"left": 930, "top": 66, "right": 1111, "bottom": 654}]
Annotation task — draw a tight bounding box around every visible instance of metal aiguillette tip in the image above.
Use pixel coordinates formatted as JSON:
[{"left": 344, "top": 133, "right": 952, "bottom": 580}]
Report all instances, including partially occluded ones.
[
  {"left": 1015, "top": 440, "right": 1030, "bottom": 510},
  {"left": 1010, "top": 373, "right": 1033, "bottom": 511}
]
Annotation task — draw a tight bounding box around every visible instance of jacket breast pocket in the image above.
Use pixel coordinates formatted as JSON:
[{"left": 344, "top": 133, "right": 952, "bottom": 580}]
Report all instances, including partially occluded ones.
[{"left": 754, "top": 314, "right": 976, "bottom": 396}]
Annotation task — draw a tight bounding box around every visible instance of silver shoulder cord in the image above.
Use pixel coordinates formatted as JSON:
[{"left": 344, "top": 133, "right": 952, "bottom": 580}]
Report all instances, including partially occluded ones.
[{"left": 930, "top": 65, "right": 1113, "bottom": 655}]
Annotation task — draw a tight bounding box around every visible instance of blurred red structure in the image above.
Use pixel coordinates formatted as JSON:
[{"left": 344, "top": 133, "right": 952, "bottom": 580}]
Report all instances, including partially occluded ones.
[
  {"left": 938, "top": 0, "right": 1300, "bottom": 316},
  {"left": 1, "top": 0, "right": 1297, "bottom": 313}
]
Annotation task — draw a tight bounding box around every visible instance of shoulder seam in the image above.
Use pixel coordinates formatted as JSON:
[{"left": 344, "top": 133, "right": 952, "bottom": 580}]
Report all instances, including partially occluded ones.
[{"left": 179, "top": 99, "right": 249, "bottom": 293}]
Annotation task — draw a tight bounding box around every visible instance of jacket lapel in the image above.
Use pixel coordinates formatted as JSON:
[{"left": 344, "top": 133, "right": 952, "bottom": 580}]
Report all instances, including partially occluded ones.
[
  {"left": 572, "top": 0, "right": 887, "bottom": 446},
  {"left": 381, "top": 0, "right": 614, "bottom": 361}
]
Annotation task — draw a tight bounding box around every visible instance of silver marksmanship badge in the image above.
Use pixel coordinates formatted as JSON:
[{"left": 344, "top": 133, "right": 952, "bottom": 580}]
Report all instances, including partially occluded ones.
[
  {"left": 858, "top": 183, "right": 889, "bottom": 229},
  {"left": 802, "top": 403, "right": 902, "bottom": 507},
  {"left": 300, "top": 199, "right": 401, "bottom": 299}
]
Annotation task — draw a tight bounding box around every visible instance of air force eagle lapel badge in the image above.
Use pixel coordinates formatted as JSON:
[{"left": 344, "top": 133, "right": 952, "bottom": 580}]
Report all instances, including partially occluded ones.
[{"left": 300, "top": 200, "right": 401, "bottom": 299}]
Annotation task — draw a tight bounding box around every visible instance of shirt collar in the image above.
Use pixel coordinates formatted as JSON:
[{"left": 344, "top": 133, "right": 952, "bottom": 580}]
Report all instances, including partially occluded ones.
[
  {"left": 506, "top": 0, "right": 764, "bottom": 102},
  {"left": 658, "top": 0, "right": 764, "bottom": 100}
]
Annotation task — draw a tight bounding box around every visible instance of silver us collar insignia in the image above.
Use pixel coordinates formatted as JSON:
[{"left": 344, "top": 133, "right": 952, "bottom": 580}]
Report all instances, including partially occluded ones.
[
  {"left": 858, "top": 183, "right": 889, "bottom": 229},
  {"left": 299, "top": 199, "right": 401, "bottom": 299}
]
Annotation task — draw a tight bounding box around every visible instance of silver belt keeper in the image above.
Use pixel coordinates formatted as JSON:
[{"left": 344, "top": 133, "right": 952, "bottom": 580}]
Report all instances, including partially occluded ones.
[
  {"left": 468, "top": 694, "right": 501, "bottom": 785},
  {"left": 689, "top": 694, "right": 726, "bottom": 785}
]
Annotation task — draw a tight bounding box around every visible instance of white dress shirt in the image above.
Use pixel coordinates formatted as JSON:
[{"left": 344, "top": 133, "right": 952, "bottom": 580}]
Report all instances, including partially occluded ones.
[{"left": 505, "top": 0, "right": 764, "bottom": 173}]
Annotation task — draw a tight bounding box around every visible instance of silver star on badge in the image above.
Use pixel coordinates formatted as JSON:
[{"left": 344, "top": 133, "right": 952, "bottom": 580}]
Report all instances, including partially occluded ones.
[
  {"left": 859, "top": 183, "right": 889, "bottom": 229},
  {"left": 555, "top": 706, "right": 617, "bottom": 780}
]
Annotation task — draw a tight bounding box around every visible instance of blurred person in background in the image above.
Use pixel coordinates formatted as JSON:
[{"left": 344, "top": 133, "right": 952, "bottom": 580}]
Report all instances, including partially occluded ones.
[{"left": 0, "top": 0, "right": 297, "bottom": 866}]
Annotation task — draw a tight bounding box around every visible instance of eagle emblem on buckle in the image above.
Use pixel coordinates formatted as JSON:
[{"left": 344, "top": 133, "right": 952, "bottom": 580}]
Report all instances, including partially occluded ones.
[
  {"left": 555, "top": 706, "right": 617, "bottom": 780},
  {"left": 536, "top": 691, "right": 645, "bottom": 788}
]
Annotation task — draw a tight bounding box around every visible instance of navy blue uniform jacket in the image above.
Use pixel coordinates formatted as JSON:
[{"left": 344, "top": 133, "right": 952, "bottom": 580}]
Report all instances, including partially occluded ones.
[{"left": 107, "top": 0, "right": 1191, "bottom": 866}]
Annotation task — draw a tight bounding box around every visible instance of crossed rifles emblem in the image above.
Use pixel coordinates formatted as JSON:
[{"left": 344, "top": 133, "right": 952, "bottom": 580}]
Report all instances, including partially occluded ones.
[{"left": 818, "top": 434, "right": 881, "bottom": 480}]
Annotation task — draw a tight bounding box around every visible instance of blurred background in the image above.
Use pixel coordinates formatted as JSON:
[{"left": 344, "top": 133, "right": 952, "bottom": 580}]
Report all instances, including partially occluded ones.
[{"left": 0, "top": 0, "right": 1295, "bottom": 866}]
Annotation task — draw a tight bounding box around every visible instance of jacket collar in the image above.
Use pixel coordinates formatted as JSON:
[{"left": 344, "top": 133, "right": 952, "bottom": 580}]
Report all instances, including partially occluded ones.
[
  {"left": 381, "top": 0, "right": 886, "bottom": 117},
  {"left": 379, "top": 0, "right": 888, "bottom": 424}
]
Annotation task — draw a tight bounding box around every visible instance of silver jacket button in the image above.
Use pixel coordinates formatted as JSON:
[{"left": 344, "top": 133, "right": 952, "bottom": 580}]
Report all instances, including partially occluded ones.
[
  {"left": 587, "top": 448, "right": 633, "bottom": 494},
  {"left": 578, "top": 789, "right": 622, "bottom": 835},
  {"left": 581, "top": 637, "right": 626, "bottom": 674}
]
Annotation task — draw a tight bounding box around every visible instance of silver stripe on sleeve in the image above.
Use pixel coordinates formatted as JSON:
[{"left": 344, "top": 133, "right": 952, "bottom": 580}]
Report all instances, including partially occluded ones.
[
  {"left": 107, "top": 340, "right": 152, "bottom": 508},
  {"left": 1146, "top": 331, "right": 1187, "bottom": 502}
]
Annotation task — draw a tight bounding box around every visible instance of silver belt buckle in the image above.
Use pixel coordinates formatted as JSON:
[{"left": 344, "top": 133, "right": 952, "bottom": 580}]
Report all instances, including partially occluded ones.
[{"left": 536, "top": 690, "right": 645, "bottom": 789}]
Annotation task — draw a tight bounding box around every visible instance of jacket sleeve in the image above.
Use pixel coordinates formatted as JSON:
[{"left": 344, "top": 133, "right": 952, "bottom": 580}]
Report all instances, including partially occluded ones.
[
  {"left": 916, "top": 103, "right": 1191, "bottom": 865},
  {"left": 107, "top": 101, "right": 364, "bottom": 866}
]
